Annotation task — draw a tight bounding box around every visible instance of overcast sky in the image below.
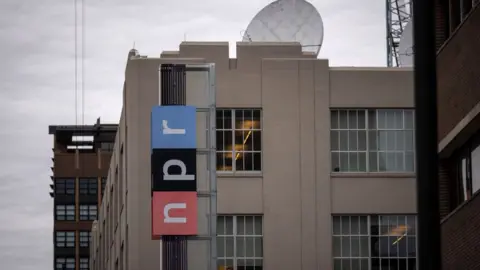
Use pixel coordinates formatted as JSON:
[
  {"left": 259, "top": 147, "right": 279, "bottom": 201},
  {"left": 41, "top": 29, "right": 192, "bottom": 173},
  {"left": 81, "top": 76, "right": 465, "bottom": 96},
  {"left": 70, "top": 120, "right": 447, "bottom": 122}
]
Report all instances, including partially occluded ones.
[{"left": 0, "top": 0, "right": 385, "bottom": 269}]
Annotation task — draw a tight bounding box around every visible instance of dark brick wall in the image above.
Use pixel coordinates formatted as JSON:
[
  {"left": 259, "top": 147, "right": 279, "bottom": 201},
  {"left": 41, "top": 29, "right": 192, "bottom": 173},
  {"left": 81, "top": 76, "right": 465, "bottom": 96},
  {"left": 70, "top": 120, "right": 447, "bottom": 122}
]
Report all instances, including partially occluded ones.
[
  {"left": 437, "top": 4, "right": 480, "bottom": 142},
  {"left": 441, "top": 192, "right": 480, "bottom": 270}
]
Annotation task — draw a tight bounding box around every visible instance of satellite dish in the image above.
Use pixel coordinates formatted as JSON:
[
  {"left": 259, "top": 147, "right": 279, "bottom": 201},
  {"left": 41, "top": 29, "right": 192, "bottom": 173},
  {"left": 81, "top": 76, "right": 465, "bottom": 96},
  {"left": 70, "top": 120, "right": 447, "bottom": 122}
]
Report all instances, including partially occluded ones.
[
  {"left": 242, "top": 0, "right": 324, "bottom": 56},
  {"left": 398, "top": 20, "right": 414, "bottom": 67}
]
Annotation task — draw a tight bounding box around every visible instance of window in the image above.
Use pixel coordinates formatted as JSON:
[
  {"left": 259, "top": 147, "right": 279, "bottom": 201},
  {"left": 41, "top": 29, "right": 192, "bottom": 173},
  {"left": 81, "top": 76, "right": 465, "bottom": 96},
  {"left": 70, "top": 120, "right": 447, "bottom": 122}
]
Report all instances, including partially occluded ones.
[
  {"left": 55, "top": 178, "right": 75, "bottom": 195},
  {"left": 79, "top": 178, "right": 98, "bottom": 195},
  {"left": 216, "top": 109, "right": 262, "bottom": 172},
  {"left": 56, "top": 205, "right": 75, "bottom": 221},
  {"left": 80, "top": 257, "right": 89, "bottom": 270},
  {"left": 333, "top": 215, "right": 417, "bottom": 270},
  {"left": 80, "top": 205, "right": 97, "bottom": 221},
  {"left": 331, "top": 109, "right": 415, "bottom": 173},
  {"left": 217, "top": 215, "right": 263, "bottom": 270},
  {"left": 101, "top": 178, "right": 106, "bottom": 196},
  {"left": 101, "top": 142, "right": 115, "bottom": 151},
  {"left": 80, "top": 231, "right": 91, "bottom": 247},
  {"left": 55, "top": 231, "right": 75, "bottom": 248},
  {"left": 56, "top": 257, "right": 75, "bottom": 270},
  {"left": 452, "top": 133, "right": 480, "bottom": 206}
]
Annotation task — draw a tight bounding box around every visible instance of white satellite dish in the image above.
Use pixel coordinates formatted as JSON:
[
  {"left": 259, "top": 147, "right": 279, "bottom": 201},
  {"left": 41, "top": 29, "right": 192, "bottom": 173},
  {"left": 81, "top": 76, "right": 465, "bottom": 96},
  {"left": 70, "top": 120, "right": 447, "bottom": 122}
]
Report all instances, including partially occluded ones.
[
  {"left": 398, "top": 20, "right": 414, "bottom": 67},
  {"left": 242, "top": 0, "right": 324, "bottom": 56}
]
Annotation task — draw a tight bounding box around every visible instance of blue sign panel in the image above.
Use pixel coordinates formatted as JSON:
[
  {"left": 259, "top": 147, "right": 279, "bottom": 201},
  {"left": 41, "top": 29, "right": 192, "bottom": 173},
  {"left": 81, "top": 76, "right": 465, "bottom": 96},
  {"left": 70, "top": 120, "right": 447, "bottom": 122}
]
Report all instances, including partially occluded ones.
[{"left": 151, "top": 106, "right": 197, "bottom": 149}]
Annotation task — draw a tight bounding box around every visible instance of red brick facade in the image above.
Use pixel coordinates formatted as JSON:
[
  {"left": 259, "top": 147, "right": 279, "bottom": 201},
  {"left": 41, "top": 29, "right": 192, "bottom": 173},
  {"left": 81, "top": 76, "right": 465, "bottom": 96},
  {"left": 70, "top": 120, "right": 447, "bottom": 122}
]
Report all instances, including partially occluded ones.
[
  {"left": 437, "top": 4, "right": 480, "bottom": 142},
  {"left": 441, "top": 193, "right": 480, "bottom": 270},
  {"left": 435, "top": 3, "right": 480, "bottom": 270}
]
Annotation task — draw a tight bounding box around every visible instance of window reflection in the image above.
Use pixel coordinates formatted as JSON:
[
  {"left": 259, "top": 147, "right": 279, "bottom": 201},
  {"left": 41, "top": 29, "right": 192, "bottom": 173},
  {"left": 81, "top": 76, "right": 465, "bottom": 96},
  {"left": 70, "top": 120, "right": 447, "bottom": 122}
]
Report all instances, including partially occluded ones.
[{"left": 471, "top": 144, "right": 480, "bottom": 195}]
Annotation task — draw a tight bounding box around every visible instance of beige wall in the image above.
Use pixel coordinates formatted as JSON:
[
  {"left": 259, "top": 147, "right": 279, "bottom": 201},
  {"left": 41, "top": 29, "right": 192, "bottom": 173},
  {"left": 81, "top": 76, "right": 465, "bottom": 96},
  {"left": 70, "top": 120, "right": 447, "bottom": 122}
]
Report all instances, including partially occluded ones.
[{"left": 91, "top": 42, "right": 416, "bottom": 270}]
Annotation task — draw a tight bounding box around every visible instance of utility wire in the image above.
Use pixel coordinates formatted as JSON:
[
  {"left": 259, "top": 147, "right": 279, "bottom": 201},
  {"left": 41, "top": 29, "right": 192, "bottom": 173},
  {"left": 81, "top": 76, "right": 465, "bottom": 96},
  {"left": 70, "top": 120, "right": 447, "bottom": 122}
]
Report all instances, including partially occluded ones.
[
  {"left": 74, "top": 0, "right": 78, "bottom": 128},
  {"left": 81, "top": 0, "right": 85, "bottom": 128}
]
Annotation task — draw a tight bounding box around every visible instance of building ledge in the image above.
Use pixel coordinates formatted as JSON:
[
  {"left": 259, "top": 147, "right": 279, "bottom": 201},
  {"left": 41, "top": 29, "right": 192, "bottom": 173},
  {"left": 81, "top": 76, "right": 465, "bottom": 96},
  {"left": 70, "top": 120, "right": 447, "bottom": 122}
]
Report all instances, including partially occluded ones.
[{"left": 440, "top": 189, "right": 480, "bottom": 224}]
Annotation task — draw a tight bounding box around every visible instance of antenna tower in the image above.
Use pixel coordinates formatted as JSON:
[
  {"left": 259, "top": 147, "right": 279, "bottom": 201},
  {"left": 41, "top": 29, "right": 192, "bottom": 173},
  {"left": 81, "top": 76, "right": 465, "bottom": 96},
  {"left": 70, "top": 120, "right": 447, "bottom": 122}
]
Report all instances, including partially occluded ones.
[{"left": 386, "top": 0, "right": 413, "bottom": 67}]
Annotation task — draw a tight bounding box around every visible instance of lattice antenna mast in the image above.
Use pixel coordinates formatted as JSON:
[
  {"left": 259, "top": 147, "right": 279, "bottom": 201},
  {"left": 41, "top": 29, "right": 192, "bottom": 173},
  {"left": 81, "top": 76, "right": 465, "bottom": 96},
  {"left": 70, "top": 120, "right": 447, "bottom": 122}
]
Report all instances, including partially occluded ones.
[{"left": 386, "top": 0, "right": 413, "bottom": 67}]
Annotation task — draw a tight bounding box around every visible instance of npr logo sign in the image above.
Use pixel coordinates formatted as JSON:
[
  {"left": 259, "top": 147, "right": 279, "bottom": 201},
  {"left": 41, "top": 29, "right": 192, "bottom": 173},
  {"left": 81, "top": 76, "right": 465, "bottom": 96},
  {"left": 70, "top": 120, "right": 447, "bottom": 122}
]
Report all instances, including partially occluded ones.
[{"left": 150, "top": 106, "right": 198, "bottom": 238}]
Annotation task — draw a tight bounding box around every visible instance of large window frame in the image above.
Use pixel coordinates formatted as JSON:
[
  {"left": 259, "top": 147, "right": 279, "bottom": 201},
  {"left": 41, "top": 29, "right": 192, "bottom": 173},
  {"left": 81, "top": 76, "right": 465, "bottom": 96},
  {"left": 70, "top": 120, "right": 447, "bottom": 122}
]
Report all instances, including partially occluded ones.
[
  {"left": 450, "top": 130, "right": 480, "bottom": 207},
  {"left": 55, "top": 231, "right": 76, "bottom": 248},
  {"left": 55, "top": 205, "right": 75, "bottom": 221},
  {"left": 79, "top": 204, "right": 98, "bottom": 221},
  {"left": 332, "top": 215, "right": 417, "bottom": 270},
  {"left": 80, "top": 257, "right": 89, "bottom": 270},
  {"left": 101, "top": 178, "right": 106, "bottom": 196},
  {"left": 79, "top": 178, "right": 98, "bottom": 195},
  {"left": 79, "top": 231, "right": 91, "bottom": 248},
  {"left": 55, "top": 178, "right": 75, "bottom": 195},
  {"left": 330, "top": 109, "right": 415, "bottom": 173},
  {"left": 217, "top": 215, "right": 263, "bottom": 270},
  {"left": 55, "top": 257, "right": 75, "bottom": 270},
  {"left": 216, "top": 109, "right": 262, "bottom": 173}
]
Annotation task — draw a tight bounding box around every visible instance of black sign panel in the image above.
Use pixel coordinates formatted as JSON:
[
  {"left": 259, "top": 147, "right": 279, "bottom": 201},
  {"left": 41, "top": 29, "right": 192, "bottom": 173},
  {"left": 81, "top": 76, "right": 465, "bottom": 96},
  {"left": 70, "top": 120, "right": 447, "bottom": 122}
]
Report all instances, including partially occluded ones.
[{"left": 151, "top": 149, "right": 197, "bottom": 192}]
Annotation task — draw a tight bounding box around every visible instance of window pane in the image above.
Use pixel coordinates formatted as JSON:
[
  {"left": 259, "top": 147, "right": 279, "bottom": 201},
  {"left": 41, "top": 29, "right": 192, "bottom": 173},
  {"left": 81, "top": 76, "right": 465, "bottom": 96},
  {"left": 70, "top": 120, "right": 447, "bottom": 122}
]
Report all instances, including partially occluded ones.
[
  {"left": 225, "top": 216, "right": 234, "bottom": 234},
  {"left": 217, "top": 216, "right": 225, "bottom": 235},
  {"left": 245, "top": 216, "right": 254, "bottom": 235},
  {"left": 252, "top": 110, "right": 261, "bottom": 128},
  {"left": 216, "top": 131, "right": 225, "bottom": 151},
  {"left": 332, "top": 152, "right": 340, "bottom": 172},
  {"left": 236, "top": 237, "right": 245, "bottom": 257},
  {"left": 225, "top": 237, "right": 234, "bottom": 257},
  {"left": 368, "top": 131, "right": 377, "bottom": 151},
  {"left": 245, "top": 237, "right": 254, "bottom": 257},
  {"left": 341, "top": 236, "right": 350, "bottom": 256},
  {"left": 217, "top": 237, "right": 225, "bottom": 257},
  {"left": 349, "top": 131, "right": 358, "bottom": 150},
  {"left": 405, "top": 151, "right": 415, "bottom": 172},
  {"left": 348, "top": 110, "right": 358, "bottom": 129},
  {"left": 254, "top": 237, "right": 263, "bottom": 257},
  {"left": 331, "top": 111, "right": 339, "bottom": 129},
  {"left": 358, "top": 131, "right": 367, "bottom": 151},
  {"left": 333, "top": 236, "right": 341, "bottom": 257},
  {"left": 405, "top": 110, "right": 414, "bottom": 129},
  {"left": 339, "top": 131, "right": 348, "bottom": 151},
  {"left": 351, "top": 236, "right": 360, "bottom": 257},
  {"left": 358, "top": 152, "right": 367, "bottom": 172},
  {"left": 223, "top": 110, "right": 232, "bottom": 129},
  {"left": 369, "top": 152, "right": 378, "bottom": 172},
  {"left": 341, "top": 216, "right": 350, "bottom": 234},
  {"left": 339, "top": 110, "right": 348, "bottom": 129},
  {"left": 252, "top": 131, "right": 261, "bottom": 151},
  {"left": 237, "top": 216, "right": 245, "bottom": 235},
  {"left": 331, "top": 131, "right": 339, "bottom": 151},
  {"left": 254, "top": 216, "right": 262, "bottom": 235},
  {"left": 386, "top": 110, "right": 395, "bottom": 129},
  {"left": 358, "top": 110, "right": 366, "bottom": 129},
  {"left": 350, "top": 216, "right": 360, "bottom": 234},
  {"left": 216, "top": 110, "right": 224, "bottom": 129},
  {"left": 253, "top": 152, "right": 261, "bottom": 171},
  {"left": 340, "top": 153, "right": 348, "bottom": 172},
  {"left": 333, "top": 216, "right": 341, "bottom": 235},
  {"left": 368, "top": 110, "right": 377, "bottom": 129},
  {"left": 349, "top": 152, "right": 358, "bottom": 171}
]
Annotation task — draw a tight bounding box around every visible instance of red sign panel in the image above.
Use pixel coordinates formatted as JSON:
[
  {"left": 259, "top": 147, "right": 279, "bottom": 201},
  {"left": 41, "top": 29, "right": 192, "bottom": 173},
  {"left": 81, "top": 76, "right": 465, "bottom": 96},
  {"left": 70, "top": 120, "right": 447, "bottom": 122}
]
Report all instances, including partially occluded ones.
[{"left": 151, "top": 191, "right": 198, "bottom": 238}]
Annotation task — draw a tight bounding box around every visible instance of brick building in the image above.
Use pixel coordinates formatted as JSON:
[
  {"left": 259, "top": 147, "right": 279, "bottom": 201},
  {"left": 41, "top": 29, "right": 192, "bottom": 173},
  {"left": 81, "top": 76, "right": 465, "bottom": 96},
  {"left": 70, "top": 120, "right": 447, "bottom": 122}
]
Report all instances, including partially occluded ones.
[
  {"left": 434, "top": 2, "right": 480, "bottom": 270},
  {"left": 49, "top": 119, "right": 117, "bottom": 270}
]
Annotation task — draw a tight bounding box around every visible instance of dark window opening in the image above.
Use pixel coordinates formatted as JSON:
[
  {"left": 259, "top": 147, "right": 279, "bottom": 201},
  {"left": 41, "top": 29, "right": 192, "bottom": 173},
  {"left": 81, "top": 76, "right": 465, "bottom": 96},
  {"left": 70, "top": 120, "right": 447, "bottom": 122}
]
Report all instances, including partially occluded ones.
[{"left": 79, "top": 178, "right": 98, "bottom": 195}]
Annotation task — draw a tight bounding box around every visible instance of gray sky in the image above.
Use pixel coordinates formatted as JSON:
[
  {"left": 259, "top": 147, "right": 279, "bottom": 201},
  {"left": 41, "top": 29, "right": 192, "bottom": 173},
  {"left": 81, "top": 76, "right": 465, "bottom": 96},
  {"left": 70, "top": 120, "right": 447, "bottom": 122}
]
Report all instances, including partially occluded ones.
[{"left": 0, "top": 0, "right": 385, "bottom": 269}]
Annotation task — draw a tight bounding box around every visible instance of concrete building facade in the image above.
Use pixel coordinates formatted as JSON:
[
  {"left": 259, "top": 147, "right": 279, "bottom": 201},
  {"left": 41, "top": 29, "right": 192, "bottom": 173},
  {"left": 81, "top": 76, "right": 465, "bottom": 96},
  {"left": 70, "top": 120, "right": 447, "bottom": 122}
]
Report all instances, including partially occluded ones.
[{"left": 90, "top": 42, "right": 417, "bottom": 270}]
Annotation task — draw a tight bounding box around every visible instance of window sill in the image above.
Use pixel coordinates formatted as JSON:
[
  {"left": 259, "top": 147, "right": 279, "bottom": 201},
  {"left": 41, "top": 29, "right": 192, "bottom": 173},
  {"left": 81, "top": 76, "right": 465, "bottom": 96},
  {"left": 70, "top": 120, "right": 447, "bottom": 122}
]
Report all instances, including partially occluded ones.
[
  {"left": 330, "top": 172, "right": 415, "bottom": 178},
  {"left": 217, "top": 171, "right": 263, "bottom": 178}
]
